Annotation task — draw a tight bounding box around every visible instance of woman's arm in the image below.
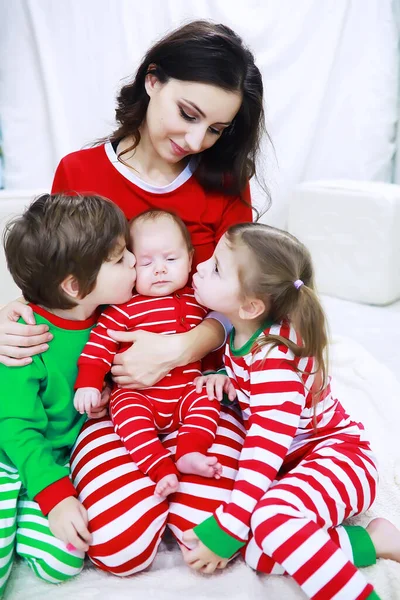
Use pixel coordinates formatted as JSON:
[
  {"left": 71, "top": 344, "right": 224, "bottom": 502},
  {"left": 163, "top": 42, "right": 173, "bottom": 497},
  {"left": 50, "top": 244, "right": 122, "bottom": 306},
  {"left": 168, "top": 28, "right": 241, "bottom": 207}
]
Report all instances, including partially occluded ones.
[
  {"left": 109, "top": 318, "right": 225, "bottom": 388},
  {"left": 0, "top": 300, "right": 53, "bottom": 366}
]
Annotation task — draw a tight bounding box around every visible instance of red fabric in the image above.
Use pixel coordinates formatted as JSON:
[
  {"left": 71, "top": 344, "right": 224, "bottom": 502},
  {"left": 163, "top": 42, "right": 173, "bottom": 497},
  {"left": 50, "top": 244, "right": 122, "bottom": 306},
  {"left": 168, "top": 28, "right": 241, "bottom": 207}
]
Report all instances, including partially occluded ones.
[
  {"left": 35, "top": 475, "right": 77, "bottom": 515},
  {"left": 76, "top": 287, "right": 207, "bottom": 390},
  {"left": 51, "top": 145, "right": 252, "bottom": 270}
]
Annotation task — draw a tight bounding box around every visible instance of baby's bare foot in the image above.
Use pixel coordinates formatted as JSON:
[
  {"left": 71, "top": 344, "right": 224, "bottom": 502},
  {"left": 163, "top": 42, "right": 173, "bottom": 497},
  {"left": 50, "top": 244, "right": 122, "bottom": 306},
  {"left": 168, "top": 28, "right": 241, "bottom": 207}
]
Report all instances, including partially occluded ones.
[
  {"left": 367, "top": 518, "right": 400, "bottom": 562},
  {"left": 154, "top": 474, "right": 179, "bottom": 498},
  {"left": 176, "top": 452, "right": 222, "bottom": 479}
]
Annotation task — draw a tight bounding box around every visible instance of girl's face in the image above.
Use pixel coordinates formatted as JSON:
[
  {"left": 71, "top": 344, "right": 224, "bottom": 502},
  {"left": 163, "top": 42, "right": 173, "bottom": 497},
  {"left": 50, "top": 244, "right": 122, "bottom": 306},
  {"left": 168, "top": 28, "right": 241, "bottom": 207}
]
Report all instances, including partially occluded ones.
[
  {"left": 144, "top": 77, "right": 242, "bottom": 163},
  {"left": 192, "top": 235, "right": 244, "bottom": 318}
]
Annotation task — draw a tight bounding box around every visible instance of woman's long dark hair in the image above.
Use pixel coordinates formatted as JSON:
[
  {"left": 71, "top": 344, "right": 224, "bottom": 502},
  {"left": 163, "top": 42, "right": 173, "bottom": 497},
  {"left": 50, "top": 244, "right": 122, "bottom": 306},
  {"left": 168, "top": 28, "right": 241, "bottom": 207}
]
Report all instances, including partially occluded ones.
[{"left": 105, "top": 20, "right": 269, "bottom": 202}]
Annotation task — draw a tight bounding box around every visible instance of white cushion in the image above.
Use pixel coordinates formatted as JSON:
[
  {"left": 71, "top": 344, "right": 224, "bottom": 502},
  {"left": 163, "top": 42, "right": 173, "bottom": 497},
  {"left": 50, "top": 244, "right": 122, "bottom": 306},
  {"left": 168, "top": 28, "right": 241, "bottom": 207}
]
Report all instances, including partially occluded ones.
[{"left": 288, "top": 180, "right": 400, "bottom": 305}]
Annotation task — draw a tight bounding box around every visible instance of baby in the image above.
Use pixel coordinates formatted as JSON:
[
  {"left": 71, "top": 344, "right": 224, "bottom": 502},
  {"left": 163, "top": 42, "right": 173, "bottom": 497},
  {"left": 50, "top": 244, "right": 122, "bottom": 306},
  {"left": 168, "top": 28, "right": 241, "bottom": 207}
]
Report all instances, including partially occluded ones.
[{"left": 74, "top": 210, "right": 223, "bottom": 498}]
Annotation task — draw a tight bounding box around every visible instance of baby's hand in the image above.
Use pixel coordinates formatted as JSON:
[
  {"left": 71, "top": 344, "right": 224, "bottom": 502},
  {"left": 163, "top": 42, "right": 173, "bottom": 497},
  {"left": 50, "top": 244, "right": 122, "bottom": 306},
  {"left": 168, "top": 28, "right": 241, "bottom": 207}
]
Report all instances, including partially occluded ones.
[
  {"left": 74, "top": 387, "right": 101, "bottom": 415},
  {"left": 194, "top": 374, "right": 236, "bottom": 402},
  {"left": 86, "top": 384, "right": 111, "bottom": 419}
]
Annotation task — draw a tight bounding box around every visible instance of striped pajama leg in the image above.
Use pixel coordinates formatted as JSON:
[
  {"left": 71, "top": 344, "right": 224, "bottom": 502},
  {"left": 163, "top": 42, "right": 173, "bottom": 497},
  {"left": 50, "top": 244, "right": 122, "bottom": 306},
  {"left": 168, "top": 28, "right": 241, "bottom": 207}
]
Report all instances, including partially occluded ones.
[
  {"left": 70, "top": 417, "right": 169, "bottom": 576},
  {"left": 0, "top": 464, "right": 84, "bottom": 598},
  {"left": 0, "top": 464, "right": 19, "bottom": 597},
  {"left": 246, "top": 439, "right": 378, "bottom": 600},
  {"left": 175, "top": 386, "right": 221, "bottom": 459},
  {"left": 69, "top": 406, "right": 246, "bottom": 575},
  {"left": 109, "top": 388, "right": 178, "bottom": 479}
]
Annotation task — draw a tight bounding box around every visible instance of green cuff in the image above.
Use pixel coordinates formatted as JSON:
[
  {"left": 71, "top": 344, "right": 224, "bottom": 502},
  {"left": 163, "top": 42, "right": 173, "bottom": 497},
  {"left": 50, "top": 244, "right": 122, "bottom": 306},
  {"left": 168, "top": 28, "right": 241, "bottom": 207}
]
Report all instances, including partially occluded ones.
[
  {"left": 194, "top": 515, "right": 245, "bottom": 559},
  {"left": 343, "top": 525, "right": 376, "bottom": 568},
  {"left": 366, "top": 591, "right": 381, "bottom": 600}
]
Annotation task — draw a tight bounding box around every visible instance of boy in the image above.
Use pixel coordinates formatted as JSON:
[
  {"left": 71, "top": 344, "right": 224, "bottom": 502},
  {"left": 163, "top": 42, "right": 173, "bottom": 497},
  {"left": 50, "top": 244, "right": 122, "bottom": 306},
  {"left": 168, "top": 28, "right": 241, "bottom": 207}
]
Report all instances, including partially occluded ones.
[
  {"left": 0, "top": 193, "right": 136, "bottom": 596},
  {"left": 74, "top": 210, "right": 223, "bottom": 499}
]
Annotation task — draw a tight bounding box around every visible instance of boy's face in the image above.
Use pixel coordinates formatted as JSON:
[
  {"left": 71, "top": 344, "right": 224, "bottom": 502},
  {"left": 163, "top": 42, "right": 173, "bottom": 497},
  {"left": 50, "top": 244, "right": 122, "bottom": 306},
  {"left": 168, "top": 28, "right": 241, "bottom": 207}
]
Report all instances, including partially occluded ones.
[
  {"left": 131, "top": 217, "right": 192, "bottom": 297},
  {"left": 87, "top": 237, "right": 137, "bottom": 306}
]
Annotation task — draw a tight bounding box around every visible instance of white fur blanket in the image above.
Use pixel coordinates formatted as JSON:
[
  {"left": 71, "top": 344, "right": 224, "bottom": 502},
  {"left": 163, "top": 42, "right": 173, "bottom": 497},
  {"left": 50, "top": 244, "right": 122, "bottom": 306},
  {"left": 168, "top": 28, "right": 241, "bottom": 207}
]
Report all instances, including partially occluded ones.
[{"left": 5, "top": 335, "right": 400, "bottom": 599}]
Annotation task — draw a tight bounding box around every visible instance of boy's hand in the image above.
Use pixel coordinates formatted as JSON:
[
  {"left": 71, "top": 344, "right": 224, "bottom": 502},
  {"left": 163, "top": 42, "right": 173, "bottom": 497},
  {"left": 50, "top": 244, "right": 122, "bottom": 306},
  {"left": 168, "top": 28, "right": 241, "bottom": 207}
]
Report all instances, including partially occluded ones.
[
  {"left": 74, "top": 387, "right": 101, "bottom": 415},
  {"left": 194, "top": 374, "right": 236, "bottom": 402},
  {"left": 48, "top": 497, "right": 92, "bottom": 552},
  {"left": 86, "top": 384, "right": 111, "bottom": 419}
]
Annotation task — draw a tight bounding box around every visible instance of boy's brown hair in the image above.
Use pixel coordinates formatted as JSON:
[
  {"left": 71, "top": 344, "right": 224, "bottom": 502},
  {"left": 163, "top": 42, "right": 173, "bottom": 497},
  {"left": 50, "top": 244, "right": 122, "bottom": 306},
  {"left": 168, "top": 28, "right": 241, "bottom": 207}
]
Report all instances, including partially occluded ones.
[
  {"left": 129, "top": 209, "right": 193, "bottom": 254},
  {"left": 4, "top": 193, "right": 129, "bottom": 309}
]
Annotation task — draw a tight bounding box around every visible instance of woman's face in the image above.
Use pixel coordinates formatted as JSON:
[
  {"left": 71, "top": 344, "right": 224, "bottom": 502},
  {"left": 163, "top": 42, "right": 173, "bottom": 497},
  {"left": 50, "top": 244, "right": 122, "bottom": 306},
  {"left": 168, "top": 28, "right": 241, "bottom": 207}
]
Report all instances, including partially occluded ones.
[{"left": 144, "top": 76, "right": 242, "bottom": 163}]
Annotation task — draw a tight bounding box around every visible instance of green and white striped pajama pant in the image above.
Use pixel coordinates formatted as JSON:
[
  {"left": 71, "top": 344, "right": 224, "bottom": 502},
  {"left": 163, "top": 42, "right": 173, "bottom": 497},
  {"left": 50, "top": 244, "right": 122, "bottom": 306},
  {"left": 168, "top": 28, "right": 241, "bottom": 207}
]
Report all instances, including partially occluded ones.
[{"left": 0, "top": 462, "right": 84, "bottom": 598}]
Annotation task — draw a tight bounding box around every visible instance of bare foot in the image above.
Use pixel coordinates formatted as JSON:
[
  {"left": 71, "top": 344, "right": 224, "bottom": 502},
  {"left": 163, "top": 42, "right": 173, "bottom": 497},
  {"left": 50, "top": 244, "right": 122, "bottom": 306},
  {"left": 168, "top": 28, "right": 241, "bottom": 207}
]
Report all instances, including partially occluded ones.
[
  {"left": 367, "top": 518, "right": 400, "bottom": 562},
  {"left": 176, "top": 452, "right": 222, "bottom": 479},
  {"left": 154, "top": 474, "right": 179, "bottom": 498}
]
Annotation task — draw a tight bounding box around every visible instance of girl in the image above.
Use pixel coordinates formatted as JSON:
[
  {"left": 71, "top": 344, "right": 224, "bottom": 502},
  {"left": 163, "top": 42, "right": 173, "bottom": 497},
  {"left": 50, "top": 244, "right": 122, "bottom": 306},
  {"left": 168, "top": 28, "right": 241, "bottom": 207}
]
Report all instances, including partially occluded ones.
[{"left": 183, "top": 222, "right": 400, "bottom": 600}]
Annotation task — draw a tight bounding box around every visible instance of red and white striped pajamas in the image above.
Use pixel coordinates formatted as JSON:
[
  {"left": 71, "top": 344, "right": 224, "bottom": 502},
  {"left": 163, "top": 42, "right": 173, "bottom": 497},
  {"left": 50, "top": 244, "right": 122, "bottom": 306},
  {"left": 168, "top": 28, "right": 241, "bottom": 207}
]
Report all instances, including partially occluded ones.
[
  {"left": 76, "top": 288, "right": 220, "bottom": 482},
  {"left": 195, "top": 320, "right": 378, "bottom": 599},
  {"left": 70, "top": 319, "right": 377, "bottom": 599},
  {"left": 70, "top": 405, "right": 246, "bottom": 574}
]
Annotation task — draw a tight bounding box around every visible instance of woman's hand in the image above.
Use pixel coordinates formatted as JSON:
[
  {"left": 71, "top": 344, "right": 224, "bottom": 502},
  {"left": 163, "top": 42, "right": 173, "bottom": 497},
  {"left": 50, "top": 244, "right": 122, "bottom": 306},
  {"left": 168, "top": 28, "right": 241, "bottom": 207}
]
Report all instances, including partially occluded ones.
[
  {"left": 194, "top": 374, "right": 236, "bottom": 402},
  {"left": 108, "top": 329, "right": 182, "bottom": 388},
  {"left": 181, "top": 529, "right": 229, "bottom": 574},
  {"left": 0, "top": 300, "right": 53, "bottom": 366}
]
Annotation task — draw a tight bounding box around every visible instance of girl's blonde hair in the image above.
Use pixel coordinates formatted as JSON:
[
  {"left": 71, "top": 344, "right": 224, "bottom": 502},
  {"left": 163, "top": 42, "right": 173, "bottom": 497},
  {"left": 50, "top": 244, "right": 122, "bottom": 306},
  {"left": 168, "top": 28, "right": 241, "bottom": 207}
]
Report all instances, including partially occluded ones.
[{"left": 226, "top": 222, "right": 329, "bottom": 403}]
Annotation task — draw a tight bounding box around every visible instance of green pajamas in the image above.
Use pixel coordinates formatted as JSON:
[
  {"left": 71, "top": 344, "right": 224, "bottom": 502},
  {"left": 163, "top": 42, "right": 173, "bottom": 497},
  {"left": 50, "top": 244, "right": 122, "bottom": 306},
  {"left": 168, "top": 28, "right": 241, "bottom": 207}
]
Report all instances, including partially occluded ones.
[
  {"left": 0, "top": 463, "right": 84, "bottom": 597},
  {"left": 0, "top": 306, "right": 96, "bottom": 597}
]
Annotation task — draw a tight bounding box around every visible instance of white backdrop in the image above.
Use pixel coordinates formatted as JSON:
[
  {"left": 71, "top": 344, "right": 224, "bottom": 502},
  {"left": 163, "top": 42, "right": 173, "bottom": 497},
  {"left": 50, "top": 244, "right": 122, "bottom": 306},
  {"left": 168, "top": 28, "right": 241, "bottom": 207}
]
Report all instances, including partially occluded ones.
[{"left": 0, "top": 0, "right": 399, "bottom": 226}]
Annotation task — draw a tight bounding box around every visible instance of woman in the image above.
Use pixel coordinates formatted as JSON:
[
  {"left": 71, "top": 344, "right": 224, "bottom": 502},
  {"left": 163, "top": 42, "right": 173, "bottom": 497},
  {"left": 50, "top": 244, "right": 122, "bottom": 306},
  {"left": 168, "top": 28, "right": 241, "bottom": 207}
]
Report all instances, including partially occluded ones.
[{"left": 0, "top": 20, "right": 386, "bottom": 578}]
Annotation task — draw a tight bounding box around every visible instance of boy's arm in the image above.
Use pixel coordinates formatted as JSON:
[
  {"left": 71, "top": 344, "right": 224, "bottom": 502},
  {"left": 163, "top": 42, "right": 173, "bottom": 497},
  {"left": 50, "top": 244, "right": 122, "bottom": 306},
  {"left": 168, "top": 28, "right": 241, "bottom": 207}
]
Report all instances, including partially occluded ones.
[
  {"left": 76, "top": 304, "right": 130, "bottom": 390},
  {"left": 0, "top": 360, "right": 77, "bottom": 514}
]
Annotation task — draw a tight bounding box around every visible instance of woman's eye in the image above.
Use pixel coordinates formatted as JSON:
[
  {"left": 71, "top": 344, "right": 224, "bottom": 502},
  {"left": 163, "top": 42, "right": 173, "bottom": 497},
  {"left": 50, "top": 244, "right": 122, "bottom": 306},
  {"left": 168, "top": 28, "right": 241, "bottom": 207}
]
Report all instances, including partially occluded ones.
[
  {"left": 209, "top": 127, "right": 221, "bottom": 136},
  {"left": 214, "top": 263, "right": 219, "bottom": 274},
  {"left": 167, "top": 258, "right": 176, "bottom": 262},
  {"left": 180, "top": 106, "right": 221, "bottom": 136},
  {"left": 179, "top": 107, "right": 196, "bottom": 122}
]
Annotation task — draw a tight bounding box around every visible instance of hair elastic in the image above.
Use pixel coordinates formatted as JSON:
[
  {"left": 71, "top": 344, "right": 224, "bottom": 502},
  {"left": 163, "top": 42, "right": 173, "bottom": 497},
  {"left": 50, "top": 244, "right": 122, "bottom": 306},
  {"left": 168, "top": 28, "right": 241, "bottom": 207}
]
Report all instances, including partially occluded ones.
[{"left": 294, "top": 279, "right": 304, "bottom": 290}]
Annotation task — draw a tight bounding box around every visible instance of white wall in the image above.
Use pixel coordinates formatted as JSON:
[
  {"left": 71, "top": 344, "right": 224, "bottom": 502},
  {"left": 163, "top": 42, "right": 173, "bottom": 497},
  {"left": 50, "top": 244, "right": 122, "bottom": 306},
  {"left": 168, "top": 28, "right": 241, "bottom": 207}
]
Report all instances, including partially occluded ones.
[{"left": 0, "top": 0, "right": 399, "bottom": 226}]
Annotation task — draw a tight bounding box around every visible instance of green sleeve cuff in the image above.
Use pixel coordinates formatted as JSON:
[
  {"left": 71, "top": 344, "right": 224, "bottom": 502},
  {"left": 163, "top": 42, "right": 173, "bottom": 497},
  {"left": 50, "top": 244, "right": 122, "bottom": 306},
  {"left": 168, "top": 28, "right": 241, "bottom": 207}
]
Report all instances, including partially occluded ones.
[
  {"left": 342, "top": 525, "right": 376, "bottom": 568},
  {"left": 194, "top": 515, "right": 245, "bottom": 559},
  {"left": 366, "top": 592, "right": 381, "bottom": 600}
]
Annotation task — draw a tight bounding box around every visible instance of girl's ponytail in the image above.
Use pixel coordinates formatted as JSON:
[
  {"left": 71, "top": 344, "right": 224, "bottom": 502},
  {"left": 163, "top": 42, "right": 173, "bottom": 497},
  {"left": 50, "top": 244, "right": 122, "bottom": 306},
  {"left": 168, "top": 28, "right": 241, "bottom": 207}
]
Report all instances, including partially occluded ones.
[{"left": 290, "top": 282, "right": 329, "bottom": 402}]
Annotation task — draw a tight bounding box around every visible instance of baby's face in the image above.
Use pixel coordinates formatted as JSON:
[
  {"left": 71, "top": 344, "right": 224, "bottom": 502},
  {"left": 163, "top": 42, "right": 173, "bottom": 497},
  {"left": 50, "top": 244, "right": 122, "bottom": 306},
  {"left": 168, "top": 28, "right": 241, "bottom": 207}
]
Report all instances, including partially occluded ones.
[{"left": 131, "top": 216, "right": 192, "bottom": 297}]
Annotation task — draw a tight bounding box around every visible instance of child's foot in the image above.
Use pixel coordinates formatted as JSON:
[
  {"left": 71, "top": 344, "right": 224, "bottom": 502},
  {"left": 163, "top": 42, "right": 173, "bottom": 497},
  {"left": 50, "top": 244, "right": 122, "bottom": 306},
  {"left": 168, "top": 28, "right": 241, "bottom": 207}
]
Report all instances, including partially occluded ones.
[
  {"left": 367, "top": 518, "right": 400, "bottom": 562},
  {"left": 176, "top": 452, "right": 222, "bottom": 479},
  {"left": 154, "top": 474, "right": 179, "bottom": 498}
]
